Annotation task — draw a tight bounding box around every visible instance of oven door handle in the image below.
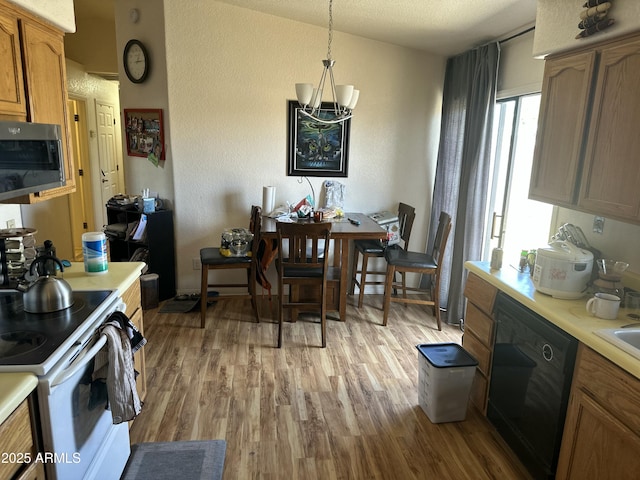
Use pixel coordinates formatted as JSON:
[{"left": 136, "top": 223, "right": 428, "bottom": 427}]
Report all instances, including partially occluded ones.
[{"left": 51, "top": 333, "right": 108, "bottom": 388}]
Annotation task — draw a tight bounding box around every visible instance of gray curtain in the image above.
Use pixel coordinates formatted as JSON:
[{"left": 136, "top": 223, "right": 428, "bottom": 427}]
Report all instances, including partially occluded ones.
[{"left": 424, "top": 42, "right": 500, "bottom": 325}]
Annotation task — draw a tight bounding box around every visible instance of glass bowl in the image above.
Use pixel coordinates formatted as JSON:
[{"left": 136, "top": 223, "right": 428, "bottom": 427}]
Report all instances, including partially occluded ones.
[{"left": 596, "top": 259, "right": 629, "bottom": 280}]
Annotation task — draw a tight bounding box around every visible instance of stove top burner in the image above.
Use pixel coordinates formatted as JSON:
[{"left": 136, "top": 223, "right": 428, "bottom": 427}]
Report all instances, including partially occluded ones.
[
  {"left": 0, "top": 289, "right": 114, "bottom": 370},
  {"left": 1, "top": 292, "right": 87, "bottom": 318},
  {"left": 0, "top": 331, "right": 46, "bottom": 359}
]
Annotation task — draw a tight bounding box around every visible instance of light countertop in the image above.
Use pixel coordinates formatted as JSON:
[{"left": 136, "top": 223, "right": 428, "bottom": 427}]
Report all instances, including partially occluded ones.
[
  {"left": 61, "top": 261, "right": 145, "bottom": 294},
  {"left": 0, "top": 373, "right": 37, "bottom": 424},
  {"left": 465, "top": 261, "right": 640, "bottom": 380},
  {"left": 0, "top": 262, "right": 145, "bottom": 426}
]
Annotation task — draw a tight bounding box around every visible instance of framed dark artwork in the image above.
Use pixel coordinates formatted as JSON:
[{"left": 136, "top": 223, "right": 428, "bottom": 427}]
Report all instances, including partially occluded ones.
[
  {"left": 287, "top": 100, "right": 350, "bottom": 177},
  {"left": 124, "top": 108, "right": 165, "bottom": 163}
]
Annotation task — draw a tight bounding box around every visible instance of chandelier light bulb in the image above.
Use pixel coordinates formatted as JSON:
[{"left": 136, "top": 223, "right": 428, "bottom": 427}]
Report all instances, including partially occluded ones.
[
  {"left": 335, "top": 85, "right": 354, "bottom": 107},
  {"left": 296, "top": 83, "right": 313, "bottom": 106},
  {"left": 347, "top": 89, "right": 360, "bottom": 110},
  {"left": 311, "top": 88, "right": 322, "bottom": 108}
]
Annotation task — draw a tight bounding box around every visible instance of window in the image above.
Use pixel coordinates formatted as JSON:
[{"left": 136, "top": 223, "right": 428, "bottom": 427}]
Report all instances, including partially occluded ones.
[{"left": 483, "top": 94, "right": 554, "bottom": 268}]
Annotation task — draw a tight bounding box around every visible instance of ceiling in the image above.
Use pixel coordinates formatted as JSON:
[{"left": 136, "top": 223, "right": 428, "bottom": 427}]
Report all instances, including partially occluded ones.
[
  {"left": 214, "top": 0, "right": 538, "bottom": 56},
  {"left": 74, "top": 0, "right": 537, "bottom": 57}
]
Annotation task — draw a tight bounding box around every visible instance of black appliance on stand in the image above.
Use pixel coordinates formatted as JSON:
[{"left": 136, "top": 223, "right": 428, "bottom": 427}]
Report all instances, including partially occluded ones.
[{"left": 487, "top": 293, "right": 578, "bottom": 480}]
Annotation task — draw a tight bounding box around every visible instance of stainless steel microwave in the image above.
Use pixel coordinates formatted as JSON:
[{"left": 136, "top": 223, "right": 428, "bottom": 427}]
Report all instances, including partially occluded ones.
[{"left": 0, "top": 121, "right": 66, "bottom": 201}]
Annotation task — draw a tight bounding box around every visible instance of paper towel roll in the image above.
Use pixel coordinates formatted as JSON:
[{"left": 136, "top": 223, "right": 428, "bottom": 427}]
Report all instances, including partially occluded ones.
[{"left": 262, "top": 186, "right": 276, "bottom": 214}]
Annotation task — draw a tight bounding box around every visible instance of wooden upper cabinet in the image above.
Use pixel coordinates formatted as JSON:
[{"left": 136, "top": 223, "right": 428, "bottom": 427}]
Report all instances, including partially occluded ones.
[
  {"left": 0, "top": 9, "right": 26, "bottom": 116},
  {"left": 578, "top": 35, "right": 640, "bottom": 220},
  {"left": 529, "top": 51, "right": 596, "bottom": 206},
  {"left": 19, "top": 19, "right": 75, "bottom": 199},
  {"left": 0, "top": 0, "right": 75, "bottom": 202},
  {"left": 529, "top": 32, "right": 640, "bottom": 225}
]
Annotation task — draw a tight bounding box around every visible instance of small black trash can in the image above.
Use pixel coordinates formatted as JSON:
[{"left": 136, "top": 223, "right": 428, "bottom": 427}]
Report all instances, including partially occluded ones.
[{"left": 140, "top": 273, "right": 159, "bottom": 310}]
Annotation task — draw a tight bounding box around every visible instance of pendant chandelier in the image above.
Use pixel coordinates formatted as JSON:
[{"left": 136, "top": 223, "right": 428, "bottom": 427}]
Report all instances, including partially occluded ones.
[{"left": 295, "top": 0, "right": 359, "bottom": 125}]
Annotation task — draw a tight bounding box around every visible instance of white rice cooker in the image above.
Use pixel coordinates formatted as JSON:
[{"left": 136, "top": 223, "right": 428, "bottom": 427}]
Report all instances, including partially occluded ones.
[{"left": 532, "top": 240, "right": 593, "bottom": 299}]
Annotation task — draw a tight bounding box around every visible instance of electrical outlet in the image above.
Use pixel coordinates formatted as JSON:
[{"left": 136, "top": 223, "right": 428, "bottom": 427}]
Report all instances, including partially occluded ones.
[
  {"left": 6, "top": 219, "right": 15, "bottom": 229},
  {"left": 593, "top": 216, "right": 605, "bottom": 234},
  {"left": 192, "top": 258, "right": 201, "bottom": 270}
]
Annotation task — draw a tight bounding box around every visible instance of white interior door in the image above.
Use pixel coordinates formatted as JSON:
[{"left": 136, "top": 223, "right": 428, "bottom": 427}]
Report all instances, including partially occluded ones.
[{"left": 96, "top": 101, "right": 120, "bottom": 209}]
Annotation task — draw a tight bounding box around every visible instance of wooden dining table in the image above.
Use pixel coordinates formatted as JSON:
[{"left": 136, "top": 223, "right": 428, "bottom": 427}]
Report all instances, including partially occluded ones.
[{"left": 261, "top": 212, "right": 387, "bottom": 320}]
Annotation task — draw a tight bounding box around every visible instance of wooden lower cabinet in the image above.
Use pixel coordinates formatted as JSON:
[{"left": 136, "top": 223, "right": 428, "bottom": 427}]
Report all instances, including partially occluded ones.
[
  {"left": 462, "top": 272, "right": 497, "bottom": 414},
  {"left": 464, "top": 272, "right": 498, "bottom": 315},
  {"left": 14, "top": 460, "right": 45, "bottom": 480},
  {"left": 556, "top": 344, "right": 640, "bottom": 479},
  {"left": 130, "top": 307, "right": 146, "bottom": 403},
  {"left": 0, "top": 399, "right": 42, "bottom": 480},
  {"left": 122, "top": 279, "right": 147, "bottom": 406}
]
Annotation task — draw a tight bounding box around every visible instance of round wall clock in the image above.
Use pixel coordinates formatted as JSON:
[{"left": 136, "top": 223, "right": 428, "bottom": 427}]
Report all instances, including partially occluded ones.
[{"left": 123, "top": 39, "right": 149, "bottom": 84}]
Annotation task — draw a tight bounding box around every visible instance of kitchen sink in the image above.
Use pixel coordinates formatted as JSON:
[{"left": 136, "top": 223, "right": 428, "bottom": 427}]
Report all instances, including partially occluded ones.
[{"left": 595, "top": 328, "right": 640, "bottom": 360}]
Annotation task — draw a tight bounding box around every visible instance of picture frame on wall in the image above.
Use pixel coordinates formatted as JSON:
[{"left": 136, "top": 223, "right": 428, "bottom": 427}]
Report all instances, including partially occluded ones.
[
  {"left": 287, "top": 100, "right": 350, "bottom": 177},
  {"left": 124, "top": 108, "right": 165, "bottom": 162}
]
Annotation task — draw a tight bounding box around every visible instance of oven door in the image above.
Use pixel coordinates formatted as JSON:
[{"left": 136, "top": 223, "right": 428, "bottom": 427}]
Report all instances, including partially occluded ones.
[{"left": 37, "top": 330, "right": 130, "bottom": 480}]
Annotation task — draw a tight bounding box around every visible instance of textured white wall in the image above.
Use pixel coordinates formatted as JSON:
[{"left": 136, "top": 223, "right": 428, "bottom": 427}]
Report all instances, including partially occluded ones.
[
  {"left": 163, "top": 0, "right": 445, "bottom": 292},
  {"left": 534, "top": 0, "right": 640, "bottom": 58},
  {"left": 115, "top": 0, "right": 174, "bottom": 206},
  {"left": 0, "top": 205, "right": 22, "bottom": 229},
  {"left": 554, "top": 209, "right": 640, "bottom": 279}
]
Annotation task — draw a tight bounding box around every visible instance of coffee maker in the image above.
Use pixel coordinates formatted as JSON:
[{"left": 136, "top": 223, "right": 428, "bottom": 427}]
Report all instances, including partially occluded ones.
[{"left": 593, "top": 259, "right": 628, "bottom": 299}]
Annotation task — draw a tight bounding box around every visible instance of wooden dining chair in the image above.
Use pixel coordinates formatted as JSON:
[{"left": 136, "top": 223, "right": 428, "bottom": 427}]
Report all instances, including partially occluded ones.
[
  {"left": 199, "top": 205, "right": 262, "bottom": 328},
  {"left": 382, "top": 211, "right": 452, "bottom": 330},
  {"left": 276, "top": 221, "right": 332, "bottom": 348},
  {"left": 349, "top": 203, "right": 416, "bottom": 308}
]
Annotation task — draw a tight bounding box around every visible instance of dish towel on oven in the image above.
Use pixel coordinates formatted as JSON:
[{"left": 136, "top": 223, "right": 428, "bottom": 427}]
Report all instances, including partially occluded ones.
[
  {"left": 106, "top": 311, "right": 147, "bottom": 354},
  {"left": 92, "top": 315, "right": 144, "bottom": 424}
]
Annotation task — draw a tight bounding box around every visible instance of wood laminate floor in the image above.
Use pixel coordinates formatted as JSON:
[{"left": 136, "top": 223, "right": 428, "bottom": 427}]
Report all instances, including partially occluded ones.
[{"left": 129, "top": 295, "right": 530, "bottom": 479}]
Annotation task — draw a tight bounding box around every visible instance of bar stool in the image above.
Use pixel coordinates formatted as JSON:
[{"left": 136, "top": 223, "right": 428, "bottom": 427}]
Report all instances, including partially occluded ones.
[
  {"left": 199, "top": 206, "right": 262, "bottom": 328},
  {"left": 349, "top": 203, "right": 415, "bottom": 308},
  {"left": 382, "top": 211, "right": 452, "bottom": 330}
]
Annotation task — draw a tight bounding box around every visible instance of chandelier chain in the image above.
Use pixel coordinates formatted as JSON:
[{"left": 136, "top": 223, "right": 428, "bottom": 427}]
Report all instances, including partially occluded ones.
[
  {"left": 294, "top": 0, "right": 357, "bottom": 125},
  {"left": 327, "top": 0, "right": 333, "bottom": 60}
]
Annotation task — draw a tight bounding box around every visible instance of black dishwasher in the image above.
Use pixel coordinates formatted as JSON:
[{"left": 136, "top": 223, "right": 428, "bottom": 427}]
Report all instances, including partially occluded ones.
[{"left": 487, "top": 293, "right": 577, "bottom": 480}]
